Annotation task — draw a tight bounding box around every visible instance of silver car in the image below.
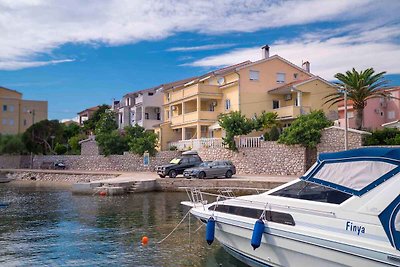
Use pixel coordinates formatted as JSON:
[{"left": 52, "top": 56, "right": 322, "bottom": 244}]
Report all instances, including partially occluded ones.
[{"left": 183, "top": 160, "right": 236, "bottom": 179}]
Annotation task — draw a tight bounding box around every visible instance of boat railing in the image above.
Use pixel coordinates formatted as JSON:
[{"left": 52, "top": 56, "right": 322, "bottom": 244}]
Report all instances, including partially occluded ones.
[{"left": 182, "top": 187, "right": 336, "bottom": 217}]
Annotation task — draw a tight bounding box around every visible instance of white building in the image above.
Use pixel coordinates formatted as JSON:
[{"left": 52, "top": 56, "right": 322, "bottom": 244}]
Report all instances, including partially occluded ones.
[{"left": 115, "top": 86, "right": 163, "bottom": 131}]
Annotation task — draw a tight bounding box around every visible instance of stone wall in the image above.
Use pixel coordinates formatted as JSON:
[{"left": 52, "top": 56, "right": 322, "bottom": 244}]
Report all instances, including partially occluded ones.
[
  {"left": 80, "top": 139, "right": 100, "bottom": 156},
  {"left": 317, "top": 126, "right": 370, "bottom": 154},
  {"left": 197, "top": 141, "right": 306, "bottom": 175},
  {"left": 0, "top": 155, "right": 31, "bottom": 169},
  {"left": 31, "top": 151, "right": 180, "bottom": 172}
]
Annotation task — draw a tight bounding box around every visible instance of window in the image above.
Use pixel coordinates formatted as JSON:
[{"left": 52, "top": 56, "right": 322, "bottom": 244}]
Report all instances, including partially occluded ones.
[
  {"left": 2, "top": 119, "right": 6, "bottom": 125},
  {"left": 148, "top": 92, "right": 154, "bottom": 96},
  {"left": 9, "top": 105, "right": 14, "bottom": 112},
  {"left": 293, "top": 73, "right": 298, "bottom": 79},
  {"left": 249, "top": 70, "right": 259, "bottom": 81},
  {"left": 167, "top": 93, "right": 170, "bottom": 102},
  {"left": 225, "top": 99, "right": 231, "bottom": 110},
  {"left": 271, "top": 180, "right": 351, "bottom": 204},
  {"left": 2, "top": 105, "right": 7, "bottom": 111},
  {"left": 381, "top": 111, "right": 384, "bottom": 117},
  {"left": 276, "top": 73, "right": 286, "bottom": 83},
  {"left": 209, "top": 103, "right": 215, "bottom": 112},
  {"left": 209, "top": 205, "right": 295, "bottom": 226},
  {"left": 145, "top": 113, "right": 149, "bottom": 120},
  {"left": 9, "top": 119, "right": 14, "bottom": 125},
  {"left": 272, "top": 100, "right": 280, "bottom": 109},
  {"left": 23, "top": 119, "right": 27, "bottom": 126},
  {"left": 126, "top": 98, "right": 130, "bottom": 106},
  {"left": 348, "top": 111, "right": 354, "bottom": 118},
  {"left": 157, "top": 113, "right": 161, "bottom": 120},
  {"left": 388, "top": 111, "right": 396, "bottom": 120}
]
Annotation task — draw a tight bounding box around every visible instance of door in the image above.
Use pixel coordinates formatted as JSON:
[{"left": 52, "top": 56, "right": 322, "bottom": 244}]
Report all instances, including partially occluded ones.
[{"left": 177, "top": 158, "right": 190, "bottom": 174}]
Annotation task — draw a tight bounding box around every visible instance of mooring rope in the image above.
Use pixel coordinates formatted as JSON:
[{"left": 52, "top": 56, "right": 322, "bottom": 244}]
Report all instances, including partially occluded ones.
[{"left": 157, "top": 209, "right": 191, "bottom": 244}]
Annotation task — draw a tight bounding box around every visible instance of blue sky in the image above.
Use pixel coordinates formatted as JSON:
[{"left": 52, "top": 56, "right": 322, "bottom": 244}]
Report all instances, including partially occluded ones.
[{"left": 0, "top": 0, "right": 399, "bottom": 120}]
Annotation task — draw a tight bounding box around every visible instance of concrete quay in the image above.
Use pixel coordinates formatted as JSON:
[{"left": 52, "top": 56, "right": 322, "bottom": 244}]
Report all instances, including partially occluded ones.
[{"left": 2, "top": 169, "right": 297, "bottom": 195}]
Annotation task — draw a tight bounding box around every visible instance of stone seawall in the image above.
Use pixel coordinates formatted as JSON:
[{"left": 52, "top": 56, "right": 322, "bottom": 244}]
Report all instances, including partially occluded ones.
[
  {"left": 198, "top": 141, "right": 306, "bottom": 176},
  {"left": 7, "top": 171, "right": 118, "bottom": 184},
  {"left": 31, "top": 151, "right": 180, "bottom": 172}
]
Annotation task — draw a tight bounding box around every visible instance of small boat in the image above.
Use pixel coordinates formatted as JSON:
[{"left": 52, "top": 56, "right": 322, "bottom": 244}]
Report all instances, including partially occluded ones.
[{"left": 185, "top": 147, "right": 400, "bottom": 266}]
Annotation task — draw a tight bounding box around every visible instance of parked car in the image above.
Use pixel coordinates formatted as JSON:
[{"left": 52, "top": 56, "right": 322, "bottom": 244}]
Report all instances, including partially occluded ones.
[
  {"left": 183, "top": 160, "right": 236, "bottom": 179},
  {"left": 156, "top": 151, "right": 203, "bottom": 178},
  {"left": 54, "top": 161, "right": 66, "bottom": 170}
]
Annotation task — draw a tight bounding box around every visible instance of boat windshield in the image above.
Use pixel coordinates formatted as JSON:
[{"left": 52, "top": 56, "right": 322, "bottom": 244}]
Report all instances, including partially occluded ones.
[
  {"left": 271, "top": 180, "right": 352, "bottom": 204},
  {"left": 170, "top": 158, "right": 181, "bottom": 164},
  {"left": 396, "top": 212, "right": 400, "bottom": 231}
]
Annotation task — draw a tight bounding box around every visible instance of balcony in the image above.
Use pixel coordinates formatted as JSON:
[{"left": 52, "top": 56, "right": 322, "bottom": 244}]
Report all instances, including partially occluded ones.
[
  {"left": 169, "top": 84, "right": 221, "bottom": 103},
  {"left": 273, "top": 106, "right": 311, "bottom": 119},
  {"left": 170, "top": 111, "right": 219, "bottom": 126}
]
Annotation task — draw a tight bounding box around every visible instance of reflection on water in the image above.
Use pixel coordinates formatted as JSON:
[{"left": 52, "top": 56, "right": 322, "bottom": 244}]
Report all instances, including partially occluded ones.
[{"left": 0, "top": 184, "right": 247, "bottom": 267}]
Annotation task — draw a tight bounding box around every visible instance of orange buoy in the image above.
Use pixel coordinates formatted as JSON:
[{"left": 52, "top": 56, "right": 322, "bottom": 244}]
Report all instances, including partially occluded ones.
[
  {"left": 99, "top": 191, "right": 107, "bottom": 196},
  {"left": 141, "top": 236, "right": 149, "bottom": 245}
]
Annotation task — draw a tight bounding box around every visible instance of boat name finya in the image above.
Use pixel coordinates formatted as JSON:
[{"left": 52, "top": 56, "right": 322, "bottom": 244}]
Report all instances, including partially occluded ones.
[{"left": 346, "top": 221, "right": 366, "bottom": 235}]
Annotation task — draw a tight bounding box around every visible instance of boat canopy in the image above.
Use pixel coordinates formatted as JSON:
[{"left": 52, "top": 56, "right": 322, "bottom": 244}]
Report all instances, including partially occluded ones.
[{"left": 301, "top": 147, "right": 400, "bottom": 196}]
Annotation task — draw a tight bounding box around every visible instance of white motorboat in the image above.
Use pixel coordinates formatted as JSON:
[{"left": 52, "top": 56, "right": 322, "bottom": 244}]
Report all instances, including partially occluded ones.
[{"left": 185, "top": 147, "right": 400, "bottom": 266}]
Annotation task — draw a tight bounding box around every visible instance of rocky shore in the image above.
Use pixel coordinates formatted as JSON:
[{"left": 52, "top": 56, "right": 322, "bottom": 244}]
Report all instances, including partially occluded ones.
[{"left": 7, "top": 171, "right": 118, "bottom": 185}]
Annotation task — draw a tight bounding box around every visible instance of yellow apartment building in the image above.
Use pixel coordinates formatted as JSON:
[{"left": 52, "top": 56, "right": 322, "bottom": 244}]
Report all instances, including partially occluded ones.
[
  {"left": 157, "top": 46, "right": 339, "bottom": 150},
  {"left": 0, "top": 86, "right": 48, "bottom": 135}
]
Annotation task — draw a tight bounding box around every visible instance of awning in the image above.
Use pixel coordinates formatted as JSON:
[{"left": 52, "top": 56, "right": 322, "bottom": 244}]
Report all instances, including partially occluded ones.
[{"left": 209, "top": 122, "right": 221, "bottom": 130}]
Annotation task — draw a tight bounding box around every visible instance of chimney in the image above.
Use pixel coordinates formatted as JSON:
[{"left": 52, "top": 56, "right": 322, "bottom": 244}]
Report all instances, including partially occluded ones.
[
  {"left": 261, "top": 44, "right": 270, "bottom": 59},
  {"left": 302, "top": 61, "right": 310, "bottom": 72}
]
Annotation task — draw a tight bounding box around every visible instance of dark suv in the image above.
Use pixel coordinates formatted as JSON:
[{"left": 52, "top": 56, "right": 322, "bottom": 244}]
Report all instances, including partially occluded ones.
[{"left": 156, "top": 151, "right": 202, "bottom": 178}]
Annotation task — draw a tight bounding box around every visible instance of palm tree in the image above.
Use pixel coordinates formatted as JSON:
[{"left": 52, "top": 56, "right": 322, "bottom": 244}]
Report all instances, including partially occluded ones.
[{"left": 324, "top": 68, "right": 388, "bottom": 130}]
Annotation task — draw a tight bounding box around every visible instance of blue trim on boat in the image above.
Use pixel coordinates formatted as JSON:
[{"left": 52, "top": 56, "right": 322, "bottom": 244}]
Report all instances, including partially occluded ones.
[
  {"left": 379, "top": 194, "right": 400, "bottom": 251},
  {"left": 301, "top": 147, "right": 400, "bottom": 196}
]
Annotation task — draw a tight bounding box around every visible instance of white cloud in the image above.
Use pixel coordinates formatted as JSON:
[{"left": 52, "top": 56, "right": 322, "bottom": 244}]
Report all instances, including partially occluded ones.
[
  {"left": 0, "top": 0, "right": 391, "bottom": 70},
  {"left": 167, "top": 43, "right": 236, "bottom": 52},
  {"left": 0, "top": 59, "right": 75, "bottom": 71},
  {"left": 187, "top": 25, "right": 400, "bottom": 79}
]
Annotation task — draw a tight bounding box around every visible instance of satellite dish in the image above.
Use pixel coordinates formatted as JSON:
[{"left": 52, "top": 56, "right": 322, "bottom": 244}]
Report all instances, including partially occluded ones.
[{"left": 217, "top": 77, "right": 225, "bottom": 86}]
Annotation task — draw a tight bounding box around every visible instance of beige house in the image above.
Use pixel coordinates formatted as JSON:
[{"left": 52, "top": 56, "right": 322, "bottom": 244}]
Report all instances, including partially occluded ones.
[
  {"left": 0, "top": 86, "right": 48, "bottom": 135},
  {"left": 157, "top": 45, "right": 339, "bottom": 150}
]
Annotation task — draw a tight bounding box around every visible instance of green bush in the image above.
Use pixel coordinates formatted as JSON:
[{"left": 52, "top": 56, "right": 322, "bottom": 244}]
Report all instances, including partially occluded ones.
[
  {"left": 96, "top": 131, "right": 129, "bottom": 156},
  {"left": 54, "top": 143, "right": 67, "bottom": 155},
  {"left": 278, "top": 110, "right": 333, "bottom": 148},
  {"left": 269, "top": 126, "right": 280, "bottom": 141},
  {"left": 0, "top": 134, "right": 26, "bottom": 155},
  {"left": 125, "top": 125, "right": 158, "bottom": 156},
  {"left": 364, "top": 128, "right": 400, "bottom": 146},
  {"left": 218, "top": 111, "right": 254, "bottom": 151}
]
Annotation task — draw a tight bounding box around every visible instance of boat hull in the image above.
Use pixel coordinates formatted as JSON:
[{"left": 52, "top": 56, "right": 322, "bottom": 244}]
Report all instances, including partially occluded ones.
[{"left": 198, "top": 215, "right": 398, "bottom": 267}]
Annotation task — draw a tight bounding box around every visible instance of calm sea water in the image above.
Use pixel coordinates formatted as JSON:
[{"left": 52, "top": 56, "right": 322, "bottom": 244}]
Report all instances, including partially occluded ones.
[{"left": 0, "top": 184, "right": 247, "bottom": 267}]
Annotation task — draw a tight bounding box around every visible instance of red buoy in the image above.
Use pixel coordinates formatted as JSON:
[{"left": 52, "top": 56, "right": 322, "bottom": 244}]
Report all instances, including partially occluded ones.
[
  {"left": 99, "top": 191, "right": 107, "bottom": 196},
  {"left": 141, "top": 236, "right": 149, "bottom": 245}
]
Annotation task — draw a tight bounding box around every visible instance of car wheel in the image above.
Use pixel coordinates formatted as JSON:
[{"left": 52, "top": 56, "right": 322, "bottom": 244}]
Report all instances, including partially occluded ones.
[
  {"left": 225, "top": 170, "right": 233, "bottom": 178},
  {"left": 169, "top": 170, "right": 177, "bottom": 178},
  {"left": 159, "top": 175, "right": 166, "bottom": 178},
  {"left": 198, "top": 172, "right": 206, "bottom": 179}
]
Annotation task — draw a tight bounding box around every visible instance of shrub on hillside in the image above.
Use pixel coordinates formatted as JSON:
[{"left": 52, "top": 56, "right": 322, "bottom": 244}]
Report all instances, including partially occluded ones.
[
  {"left": 364, "top": 128, "right": 400, "bottom": 146},
  {"left": 278, "top": 110, "right": 333, "bottom": 148}
]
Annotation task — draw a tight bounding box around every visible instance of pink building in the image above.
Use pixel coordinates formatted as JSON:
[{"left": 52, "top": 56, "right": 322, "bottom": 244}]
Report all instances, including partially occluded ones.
[{"left": 337, "top": 87, "right": 400, "bottom": 130}]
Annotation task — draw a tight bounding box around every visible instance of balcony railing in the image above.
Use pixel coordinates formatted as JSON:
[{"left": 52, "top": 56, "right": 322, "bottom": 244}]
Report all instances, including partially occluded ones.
[
  {"left": 273, "top": 105, "right": 311, "bottom": 119},
  {"left": 168, "top": 84, "right": 221, "bottom": 103},
  {"left": 168, "top": 137, "right": 262, "bottom": 150}
]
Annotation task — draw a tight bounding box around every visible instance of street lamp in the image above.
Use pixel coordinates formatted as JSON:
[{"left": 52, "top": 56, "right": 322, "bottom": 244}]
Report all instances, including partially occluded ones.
[
  {"left": 27, "top": 109, "right": 36, "bottom": 168},
  {"left": 339, "top": 86, "right": 349, "bottom": 150}
]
